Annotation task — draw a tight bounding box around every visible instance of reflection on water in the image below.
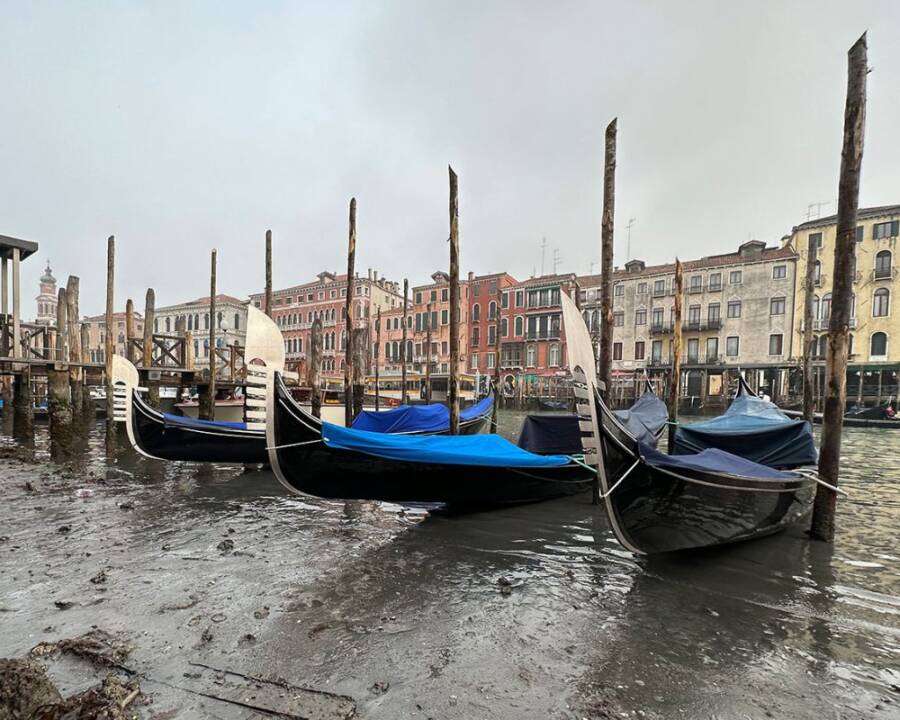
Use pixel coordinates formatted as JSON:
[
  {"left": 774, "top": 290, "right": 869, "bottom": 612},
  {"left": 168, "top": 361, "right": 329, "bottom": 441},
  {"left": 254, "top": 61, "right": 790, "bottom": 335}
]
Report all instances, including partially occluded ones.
[{"left": 1, "top": 411, "right": 898, "bottom": 718}]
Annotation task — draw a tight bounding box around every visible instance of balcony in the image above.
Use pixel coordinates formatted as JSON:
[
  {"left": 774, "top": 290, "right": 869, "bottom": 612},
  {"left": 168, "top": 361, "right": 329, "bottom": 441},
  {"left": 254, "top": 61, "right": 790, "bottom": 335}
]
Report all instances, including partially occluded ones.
[
  {"left": 525, "top": 332, "right": 561, "bottom": 341},
  {"left": 652, "top": 287, "right": 671, "bottom": 298},
  {"left": 872, "top": 267, "right": 897, "bottom": 281},
  {"left": 647, "top": 357, "right": 670, "bottom": 368},
  {"left": 687, "top": 284, "right": 704, "bottom": 295},
  {"left": 650, "top": 321, "right": 673, "bottom": 335},
  {"left": 682, "top": 319, "right": 721, "bottom": 332},
  {"left": 707, "top": 283, "right": 723, "bottom": 293}
]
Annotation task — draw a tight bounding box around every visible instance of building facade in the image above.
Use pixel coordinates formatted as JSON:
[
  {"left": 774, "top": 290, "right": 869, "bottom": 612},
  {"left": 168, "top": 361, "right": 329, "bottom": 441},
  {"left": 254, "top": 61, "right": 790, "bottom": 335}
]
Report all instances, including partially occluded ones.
[
  {"left": 580, "top": 241, "right": 800, "bottom": 403},
  {"left": 467, "top": 271, "right": 519, "bottom": 377},
  {"left": 35, "top": 262, "right": 58, "bottom": 325},
  {"left": 154, "top": 295, "right": 247, "bottom": 370},
  {"left": 83, "top": 311, "right": 145, "bottom": 363}
]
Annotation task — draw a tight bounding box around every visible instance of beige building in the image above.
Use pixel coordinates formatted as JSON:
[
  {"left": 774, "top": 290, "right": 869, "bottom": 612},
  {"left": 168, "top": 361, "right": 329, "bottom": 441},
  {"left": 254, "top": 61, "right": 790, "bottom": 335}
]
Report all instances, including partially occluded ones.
[
  {"left": 579, "top": 240, "right": 799, "bottom": 404},
  {"left": 154, "top": 295, "right": 247, "bottom": 370},
  {"left": 83, "top": 311, "right": 145, "bottom": 363}
]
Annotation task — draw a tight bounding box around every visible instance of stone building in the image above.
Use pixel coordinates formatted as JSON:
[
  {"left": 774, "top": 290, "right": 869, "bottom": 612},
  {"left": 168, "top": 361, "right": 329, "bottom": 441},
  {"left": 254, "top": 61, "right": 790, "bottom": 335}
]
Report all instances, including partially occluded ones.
[
  {"left": 579, "top": 240, "right": 799, "bottom": 404},
  {"left": 35, "top": 261, "right": 57, "bottom": 325},
  {"left": 153, "top": 295, "right": 247, "bottom": 370},
  {"left": 82, "top": 311, "right": 145, "bottom": 363},
  {"left": 466, "top": 271, "right": 519, "bottom": 377},
  {"left": 785, "top": 204, "right": 899, "bottom": 403}
]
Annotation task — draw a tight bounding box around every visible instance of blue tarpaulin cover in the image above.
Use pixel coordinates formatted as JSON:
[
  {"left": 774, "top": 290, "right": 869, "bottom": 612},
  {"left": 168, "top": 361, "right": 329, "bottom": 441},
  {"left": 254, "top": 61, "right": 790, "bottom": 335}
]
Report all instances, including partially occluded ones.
[
  {"left": 641, "top": 442, "right": 801, "bottom": 481},
  {"left": 350, "top": 395, "right": 493, "bottom": 434},
  {"left": 164, "top": 412, "right": 248, "bottom": 431},
  {"left": 613, "top": 390, "right": 669, "bottom": 446},
  {"left": 672, "top": 386, "right": 817, "bottom": 468},
  {"left": 322, "top": 421, "right": 571, "bottom": 467}
]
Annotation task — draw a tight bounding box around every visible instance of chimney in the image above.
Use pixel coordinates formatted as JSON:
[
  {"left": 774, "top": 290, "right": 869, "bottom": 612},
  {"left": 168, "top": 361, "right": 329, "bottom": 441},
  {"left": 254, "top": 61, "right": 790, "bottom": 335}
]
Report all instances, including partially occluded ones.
[
  {"left": 467, "top": 271, "right": 474, "bottom": 281},
  {"left": 367, "top": 268, "right": 372, "bottom": 280},
  {"left": 373, "top": 270, "right": 378, "bottom": 282}
]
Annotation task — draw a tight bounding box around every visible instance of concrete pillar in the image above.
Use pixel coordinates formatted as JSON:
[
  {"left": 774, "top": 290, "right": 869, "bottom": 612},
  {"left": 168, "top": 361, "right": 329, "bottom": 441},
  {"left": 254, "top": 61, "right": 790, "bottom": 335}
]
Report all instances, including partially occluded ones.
[{"left": 12, "top": 366, "right": 33, "bottom": 443}]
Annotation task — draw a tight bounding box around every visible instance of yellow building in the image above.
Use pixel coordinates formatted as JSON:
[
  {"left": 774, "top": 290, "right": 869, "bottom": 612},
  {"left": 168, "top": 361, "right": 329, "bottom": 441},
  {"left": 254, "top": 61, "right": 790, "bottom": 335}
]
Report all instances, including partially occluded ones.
[{"left": 786, "top": 204, "right": 899, "bottom": 402}]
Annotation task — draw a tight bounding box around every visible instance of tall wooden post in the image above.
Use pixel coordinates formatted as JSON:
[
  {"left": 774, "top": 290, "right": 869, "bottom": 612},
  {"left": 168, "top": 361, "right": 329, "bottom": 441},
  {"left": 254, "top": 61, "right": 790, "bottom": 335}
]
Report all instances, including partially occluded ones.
[
  {"left": 811, "top": 33, "right": 867, "bottom": 542},
  {"left": 0, "top": 257, "right": 7, "bottom": 358},
  {"left": 425, "top": 301, "right": 433, "bottom": 404},
  {"left": 49, "top": 287, "right": 72, "bottom": 456},
  {"left": 142, "top": 288, "right": 159, "bottom": 408},
  {"left": 352, "top": 327, "right": 367, "bottom": 419},
  {"left": 802, "top": 238, "right": 817, "bottom": 423},
  {"left": 125, "top": 298, "right": 135, "bottom": 363},
  {"left": 204, "top": 249, "right": 217, "bottom": 421},
  {"left": 265, "top": 229, "right": 273, "bottom": 318},
  {"left": 491, "top": 291, "right": 502, "bottom": 433},
  {"left": 308, "top": 318, "right": 323, "bottom": 418},
  {"left": 448, "top": 166, "right": 460, "bottom": 434},
  {"left": 104, "top": 236, "right": 115, "bottom": 440},
  {"left": 80, "top": 324, "right": 92, "bottom": 415},
  {"left": 344, "top": 199, "right": 357, "bottom": 426},
  {"left": 401, "top": 279, "right": 409, "bottom": 405},
  {"left": 666, "top": 259, "right": 684, "bottom": 450},
  {"left": 598, "top": 118, "right": 617, "bottom": 394},
  {"left": 374, "top": 307, "right": 381, "bottom": 410},
  {"left": 66, "top": 276, "right": 83, "bottom": 412},
  {"left": 56, "top": 288, "right": 68, "bottom": 362}
]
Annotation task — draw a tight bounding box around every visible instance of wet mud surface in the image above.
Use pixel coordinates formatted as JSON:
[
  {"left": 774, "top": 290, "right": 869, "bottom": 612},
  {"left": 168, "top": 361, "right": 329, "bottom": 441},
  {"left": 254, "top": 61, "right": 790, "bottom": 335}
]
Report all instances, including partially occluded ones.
[{"left": 1, "top": 415, "right": 899, "bottom": 718}]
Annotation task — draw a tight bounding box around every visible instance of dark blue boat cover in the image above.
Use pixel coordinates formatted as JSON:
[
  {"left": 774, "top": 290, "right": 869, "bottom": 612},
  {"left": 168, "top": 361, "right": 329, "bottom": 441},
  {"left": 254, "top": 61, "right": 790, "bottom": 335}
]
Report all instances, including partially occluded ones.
[
  {"left": 322, "top": 421, "right": 571, "bottom": 467},
  {"left": 612, "top": 390, "right": 669, "bottom": 446},
  {"left": 350, "top": 395, "right": 493, "bottom": 434},
  {"left": 517, "top": 415, "right": 583, "bottom": 454},
  {"left": 163, "top": 412, "right": 248, "bottom": 431},
  {"left": 640, "top": 442, "right": 801, "bottom": 481},
  {"left": 672, "top": 392, "right": 817, "bottom": 468}
]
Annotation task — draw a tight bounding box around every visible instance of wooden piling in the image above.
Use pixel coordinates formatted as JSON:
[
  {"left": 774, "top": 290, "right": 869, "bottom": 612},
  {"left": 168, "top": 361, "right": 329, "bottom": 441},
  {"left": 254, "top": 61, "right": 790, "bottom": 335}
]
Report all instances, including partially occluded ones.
[
  {"left": 66, "top": 276, "right": 83, "bottom": 412},
  {"left": 352, "top": 327, "right": 367, "bottom": 420},
  {"left": 598, "top": 118, "right": 617, "bottom": 394},
  {"left": 80, "top": 324, "right": 92, "bottom": 415},
  {"left": 425, "top": 302, "right": 433, "bottom": 404},
  {"left": 125, "top": 299, "right": 135, "bottom": 362},
  {"left": 142, "top": 288, "right": 159, "bottom": 408},
  {"left": 12, "top": 365, "right": 33, "bottom": 442},
  {"left": 203, "top": 249, "right": 217, "bottom": 421},
  {"left": 344, "top": 198, "right": 357, "bottom": 427},
  {"left": 401, "top": 279, "right": 409, "bottom": 405},
  {"left": 448, "top": 166, "right": 461, "bottom": 434},
  {"left": 491, "top": 290, "right": 501, "bottom": 434},
  {"left": 265, "top": 229, "right": 273, "bottom": 318},
  {"left": 802, "top": 238, "right": 817, "bottom": 423},
  {"left": 374, "top": 307, "right": 381, "bottom": 410},
  {"left": 56, "top": 287, "right": 68, "bottom": 362},
  {"left": 811, "top": 33, "right": 867, "bottom": 543},
  {"left": 666, "top": 258, "right": 684, "bottom": 450},
  {"left": 308, "top": 317, "right": 323, "bottom": 418},
  {"left": 104, "top": 236, "right": 115, "bottom": 441}
]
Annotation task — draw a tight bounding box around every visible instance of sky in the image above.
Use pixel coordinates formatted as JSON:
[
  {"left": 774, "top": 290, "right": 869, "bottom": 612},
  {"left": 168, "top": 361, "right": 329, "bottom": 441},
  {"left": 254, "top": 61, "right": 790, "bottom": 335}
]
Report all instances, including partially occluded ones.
[{"left": 2, "top": 1, "right": 898, "bottom": 317}]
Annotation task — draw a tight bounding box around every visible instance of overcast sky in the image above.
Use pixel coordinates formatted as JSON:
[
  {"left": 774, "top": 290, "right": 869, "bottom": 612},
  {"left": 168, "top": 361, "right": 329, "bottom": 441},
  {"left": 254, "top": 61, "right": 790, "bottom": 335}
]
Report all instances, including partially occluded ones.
[{"left": 2, "top": 1, "right": 898, "bottom": 317}]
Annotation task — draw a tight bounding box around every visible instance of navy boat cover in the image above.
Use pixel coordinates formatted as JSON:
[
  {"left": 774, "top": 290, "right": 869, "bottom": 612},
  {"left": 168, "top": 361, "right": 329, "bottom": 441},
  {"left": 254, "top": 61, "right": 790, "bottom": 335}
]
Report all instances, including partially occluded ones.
[
  {"left": 640, "top": 442, "right": 800, "bottom": 481},
  {"left": 672, "top": 387, "right": 817, "bottom": 468},
  {"left": 350, "top": 395, "right": 493, "bottom": 434},
  {"left": 163, "top": 412, "right": 248, "bottom": 431},
  {"left": 322, "top": 421, "right": 571, "bottom": 467},
  {"left": 517, "top": 388, "right": 667, "bottom": 454}
]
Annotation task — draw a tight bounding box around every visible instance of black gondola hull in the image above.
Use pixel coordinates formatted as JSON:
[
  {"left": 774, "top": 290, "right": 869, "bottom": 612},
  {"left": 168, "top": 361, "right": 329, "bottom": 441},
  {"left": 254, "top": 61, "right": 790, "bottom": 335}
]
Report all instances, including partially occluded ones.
[{"left": 270, "top": 376, "right": 594, "bottom": 510}]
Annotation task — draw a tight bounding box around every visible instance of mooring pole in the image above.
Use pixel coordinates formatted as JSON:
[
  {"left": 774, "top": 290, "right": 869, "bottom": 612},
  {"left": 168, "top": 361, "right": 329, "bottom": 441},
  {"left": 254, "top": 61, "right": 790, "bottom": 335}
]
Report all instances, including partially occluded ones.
[
  {"left": 374, "top": 306, "right": 381, "bottom": 411},
  {"left": 352, "top": 327, "right": 367, "bottom": 419},
  {"left": 802, "top": 237, "right": 817, "bottom": 423},
  {"left": 425, "top": 301, "right": 433, "bottom": 404},
  {"left": 344, "top": 198, "right": 357, "bottom": 426},
  {"left": 599, "top": 118, "right": 617, "bottom": 396},
  {"left": 80, "top": 324, "right": 92, "bottom": 416},
  {"left": 12, "top": 365, "right": 33, "bottom": 443},
  {"left": 401, "top": 279, "right": 409, "bottom": 405},
  {"left": 265, "top": 229, "right": 273, "bottom": 318},
  {"left": 308, "top": 317, "right": 323, "bottom": 418},
  {"left": 666, "top": 258, "right": 684, "bottom": 451},
  {"left": 811, "top": 33, "right": 867, "bottom": 543},
  {"left": 448, "top": 166, "right": 461, "bottom": 435},
  {"left": 125, "top": 298, "right": 135, "bottom": 363},
  {"left": 142, "top": 289, "right": 159, "bottom": 408},
  {"left": 49, "top": 286, "right": 72, "bottom": 457},
  {"left": 204, "top": 249, "right": 217, "bottom": 421},
  {"left": 65, "top": 276, "right": 83, "bottom": 413},
  {"left": 104, "top": 236, "right": 115, "bottom": 442}
]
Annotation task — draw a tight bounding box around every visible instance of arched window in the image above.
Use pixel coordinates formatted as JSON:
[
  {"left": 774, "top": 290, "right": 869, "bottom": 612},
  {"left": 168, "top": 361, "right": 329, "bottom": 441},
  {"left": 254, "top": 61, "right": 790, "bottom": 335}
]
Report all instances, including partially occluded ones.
[
  {"left": 187, "top": 315, "right": 193, "bottom": 331},
  {"left": 515, "top": 316, "right": 523, "bottom": 336},
  {"left": 384, "top": 342, "right": 391, "bottom": 360},
  {"left": 204, "top": 313, "right": 210, "bottom": 330},
  {"left": 821, "top": 293, "right": 832, "bottom": 321},
  {"left": 549, "top": 344, "right": 560, "bottom": 367},
  {"left": 154, "top": 319, "right": 159, "bottom": 332},
  {"left": 194, "top": 313, "right": 199, "bottom": 329},
  {"left": 591, "top": 310, "right": 599, "bottom": 331},
  {"left": 870, "top": 332, "right": 887, "bottom": 358},
  {"left": 406, "top": 340, "right": 412, "bottom": 360},
  {"left": 582, "top": 310, "right": 589, "bottom": 327},
  {"left": 818, "top": 335, "right": 828, "bottom": 359},
  {"left": 217, "top": 311, "right": 223, "bottom": 328},
  {"left": 472, "top": 303, "right": 480, "bottom": 322},
  {"left": 526, "top": 344, "right": 536, "bottom": 367},
  {"left": 873, "top": 288, "right": 890, "bottom": 317},
  {"left": 489, "top": 301, "right": 497, "bottom": 320},
  {"left": 813, "top": 260, "right": 822, "bottom": 282},
  {"left": 875, "top": 250, "right": 892, "bottom": 279},
  {"left": 392, "top": 341, "right": 399, "bottom": 359},
  {"left": 165, "top": 317, "right": 171, "bottom": 332}
]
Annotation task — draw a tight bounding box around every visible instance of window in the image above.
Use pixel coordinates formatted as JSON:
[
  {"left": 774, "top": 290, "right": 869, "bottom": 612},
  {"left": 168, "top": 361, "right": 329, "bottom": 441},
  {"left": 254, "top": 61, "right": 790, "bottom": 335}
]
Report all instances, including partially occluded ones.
[
  {"left": 708, "top": 273, "right": 722, "bottom": 291},
  {"left": 875, "top": 251, "right": 892, "bottom": 279},
  {"left": 515, "top": 290, "right": 523, "bottom": 307},
  {"left": 488, "top": 326, "right": 496, "bottom": 345},
  {"left": 442, "top": 288, "right": 449, "bottom": 302},
  {"left": 727, "top": 301, "right": 741, "bottom": 318},
  {"left": 549, "top": 344, "right": 560, "bottom": 367},
  {"left": 488, "top": 301, "right": 497, "bottom": 320},
  {"left": 590, "top": 310, "right": 599, "bottom": 331},
  {"left": 637, "top": 282, "right": 647, "bottom": 294},
  {"left": 821, "top": 293, "right": 832, "bottom": 321},
  {"left": 471, "top": 327, "right": 480, "bottom": 347},
  {"left": 688, "top": 305, "right": 700, "bottom": 325},
  {"left": 472, "top": 303, "right": 480, "bottom": 322},
  {"left": 473, "top": 284, "right": 480, "bottom": 297},
  {"left": 514, "top": 316, "right": 523, "bottom": 335},
  {"left": 870, "top": 332, "right": 887, "bottom": 358},
  {"left": 651, "top": 340, "right": 662, "bottom": 363},
  {"left": 856, "top": 226, "right": 864, "bottom": 242},
  {"left": 708, "top": 303, "right": 720, "bottom": 322},
  {"left": 415, "top": 292, "right": 422, "bottom": 304},
  {"left": 873, "top": 220, "right": 899, "bottom": 239},
  {"left": 635, "top": 309, "right": 647, "bottom": 325},
  {"left": 687, "top": 338, "right": 699, "bottom": 363},
  {"left": 814, "top": 260, "right": 822, "bottom": 283},
  {"left": 487, "top": 352, "right": 496, "bottom": 369},
  {"left": 634, "top": 341, "right": 645, "bottom": 361},
  {"left": 706, "top": 337, "right": 718, "bottom": 361},
  {"left": 651, "top": 308, "right": 664, "bottom": 327},
  {"left": 614, "top": 311, "right": 624, "bottom": 327},
  {"left": 613, "top": 342, "right": 623, "bottom": 361},
  {"left": 770, "top": 297, "right": 786, "bottom": 315},
  {"left": 773, "top": 265, "right": 786, "bottom": 279},
  {"left": 501, "top": 292, "right": 509, "bottom": 309},
  {"left": 441, "top": 309, "right": 449, "bottom": 325},
  {"left": 614, "top": 283, "right": 624, "bottom": 297},
  {"left": 689, "top": 275, "right": 702, "bottom": 292},
  {"left": 873, "top": 288, "right": 890, "bottom": 317},
  {"left": 809, "top": 232, "right": 823, "bottom": 248},
  {"left": 653, "top": 279, "right": 666, "bottom": 296},
  {"left": 526, "top": 345, "right": 536, "bottom": 367},
  {"left": 768, "top": 334, "right": 783, "bottom": 356},
  {"left": 501, "top": 318, "right": 508, "bottom": 337},
  {"left": 726, "top": 336, "right": 740, "bottom": 356},
  {"left": 729, "top": 270, "right": 742, "bottom": 285}
]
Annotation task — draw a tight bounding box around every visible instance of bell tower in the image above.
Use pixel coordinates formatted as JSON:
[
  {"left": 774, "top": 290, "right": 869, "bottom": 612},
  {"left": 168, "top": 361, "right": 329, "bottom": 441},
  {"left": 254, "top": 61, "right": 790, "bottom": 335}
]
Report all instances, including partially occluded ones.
[{"left": 36, "top": 260, "right": 57, "bottom": 325}]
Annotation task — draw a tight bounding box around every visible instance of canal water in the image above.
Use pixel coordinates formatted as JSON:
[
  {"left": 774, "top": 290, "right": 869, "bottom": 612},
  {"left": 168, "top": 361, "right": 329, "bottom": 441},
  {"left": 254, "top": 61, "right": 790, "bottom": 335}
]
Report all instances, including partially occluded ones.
[{"left": 1, "top": 411, "right": 898, "bottom": 718}]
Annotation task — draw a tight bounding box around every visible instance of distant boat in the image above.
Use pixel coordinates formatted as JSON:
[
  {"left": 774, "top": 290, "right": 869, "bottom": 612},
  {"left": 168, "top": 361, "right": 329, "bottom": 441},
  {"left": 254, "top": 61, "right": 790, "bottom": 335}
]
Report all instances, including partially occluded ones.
[{"left": 781, "top": 404, "right": 900, "bottom": 429}]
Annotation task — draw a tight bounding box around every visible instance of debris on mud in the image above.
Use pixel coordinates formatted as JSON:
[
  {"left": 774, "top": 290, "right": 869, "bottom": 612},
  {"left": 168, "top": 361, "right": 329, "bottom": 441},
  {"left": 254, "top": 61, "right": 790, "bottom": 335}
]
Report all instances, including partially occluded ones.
[
  {"left": 31, "top": 629, "right": 133, "bottom": 670},
  {"left": 90, "top": 568, "right": 108, "bottom": 585},
  {"left": 216, "top": 538, "right": 234, "bottom": 552},
  {"left": 0, "top": 658, "right": 63, "bottom": 718},
  {"left": 39, "top": 672, "right": 142, "bottom": 720},
  {"left": 369, "top": 680, "right": 390, "bottom": 695}
]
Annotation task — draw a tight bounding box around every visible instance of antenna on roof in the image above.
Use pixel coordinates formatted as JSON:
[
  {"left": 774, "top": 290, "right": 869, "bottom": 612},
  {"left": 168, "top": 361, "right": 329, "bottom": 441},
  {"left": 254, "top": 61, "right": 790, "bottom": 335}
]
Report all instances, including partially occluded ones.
[
  {"left": 552, "top": 248, "right": 561, "bottom": 274},
  {"left": 540, "top": 237, "right": 547, "bottom": 276},
  {"left": 626, "top": 218, "right": 636, "bottom": 260},
  {"left": 806, "top": 201, "right": 831, "bottom": 221}
]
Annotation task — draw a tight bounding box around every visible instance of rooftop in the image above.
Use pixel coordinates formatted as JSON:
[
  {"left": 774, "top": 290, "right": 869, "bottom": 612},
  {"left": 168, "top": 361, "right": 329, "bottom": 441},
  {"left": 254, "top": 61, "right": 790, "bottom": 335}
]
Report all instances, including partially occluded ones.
[
  {"left": 0, "top": 234, "right": 39, "bottom": 261},
  {"left": 792, "top": 204, "right": 900, "bottom": 232}
]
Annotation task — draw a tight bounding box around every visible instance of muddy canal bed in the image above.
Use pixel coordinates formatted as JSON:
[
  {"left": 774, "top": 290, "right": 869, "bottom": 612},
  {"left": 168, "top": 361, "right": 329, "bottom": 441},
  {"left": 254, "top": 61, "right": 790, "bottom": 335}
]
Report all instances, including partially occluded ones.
[{"left": 1, "top": 418, "right": 899, "bottom": 719}]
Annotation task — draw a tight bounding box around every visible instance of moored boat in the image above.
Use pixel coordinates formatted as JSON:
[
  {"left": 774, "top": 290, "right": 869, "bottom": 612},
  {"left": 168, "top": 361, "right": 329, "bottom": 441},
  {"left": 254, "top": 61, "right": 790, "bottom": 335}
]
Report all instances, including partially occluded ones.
[{"left": 781, "top": 405, "right": 900, "bottom": 429}]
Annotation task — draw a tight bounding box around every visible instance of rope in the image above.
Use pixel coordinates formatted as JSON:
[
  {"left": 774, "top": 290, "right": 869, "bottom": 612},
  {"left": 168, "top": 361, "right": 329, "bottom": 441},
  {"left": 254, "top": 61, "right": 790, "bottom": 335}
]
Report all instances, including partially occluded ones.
[
  {"left": 265, "top": 439, "right": 323, "bottom": 451},
  {"left": 793, "top": 468, "right": 849, "bottom": 497}
]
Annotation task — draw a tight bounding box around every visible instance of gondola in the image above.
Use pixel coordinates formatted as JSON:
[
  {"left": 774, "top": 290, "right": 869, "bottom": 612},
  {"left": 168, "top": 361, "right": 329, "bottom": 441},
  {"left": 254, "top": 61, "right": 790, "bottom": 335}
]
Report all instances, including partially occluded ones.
[
  {"left": 672, "top": 375, "right": 818, "bottom": 468},
  {"left": 266, "top": 372, "right": 596, "bottom": 511},
  {"left": 559, "top": 292, "right": 822, "bottom": 555},
  {"left": 781, "top": 405, "right": 900, "bottom": 429},
  {"left": 350, "top": 393, "right": 494, "bottom": 435}
]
